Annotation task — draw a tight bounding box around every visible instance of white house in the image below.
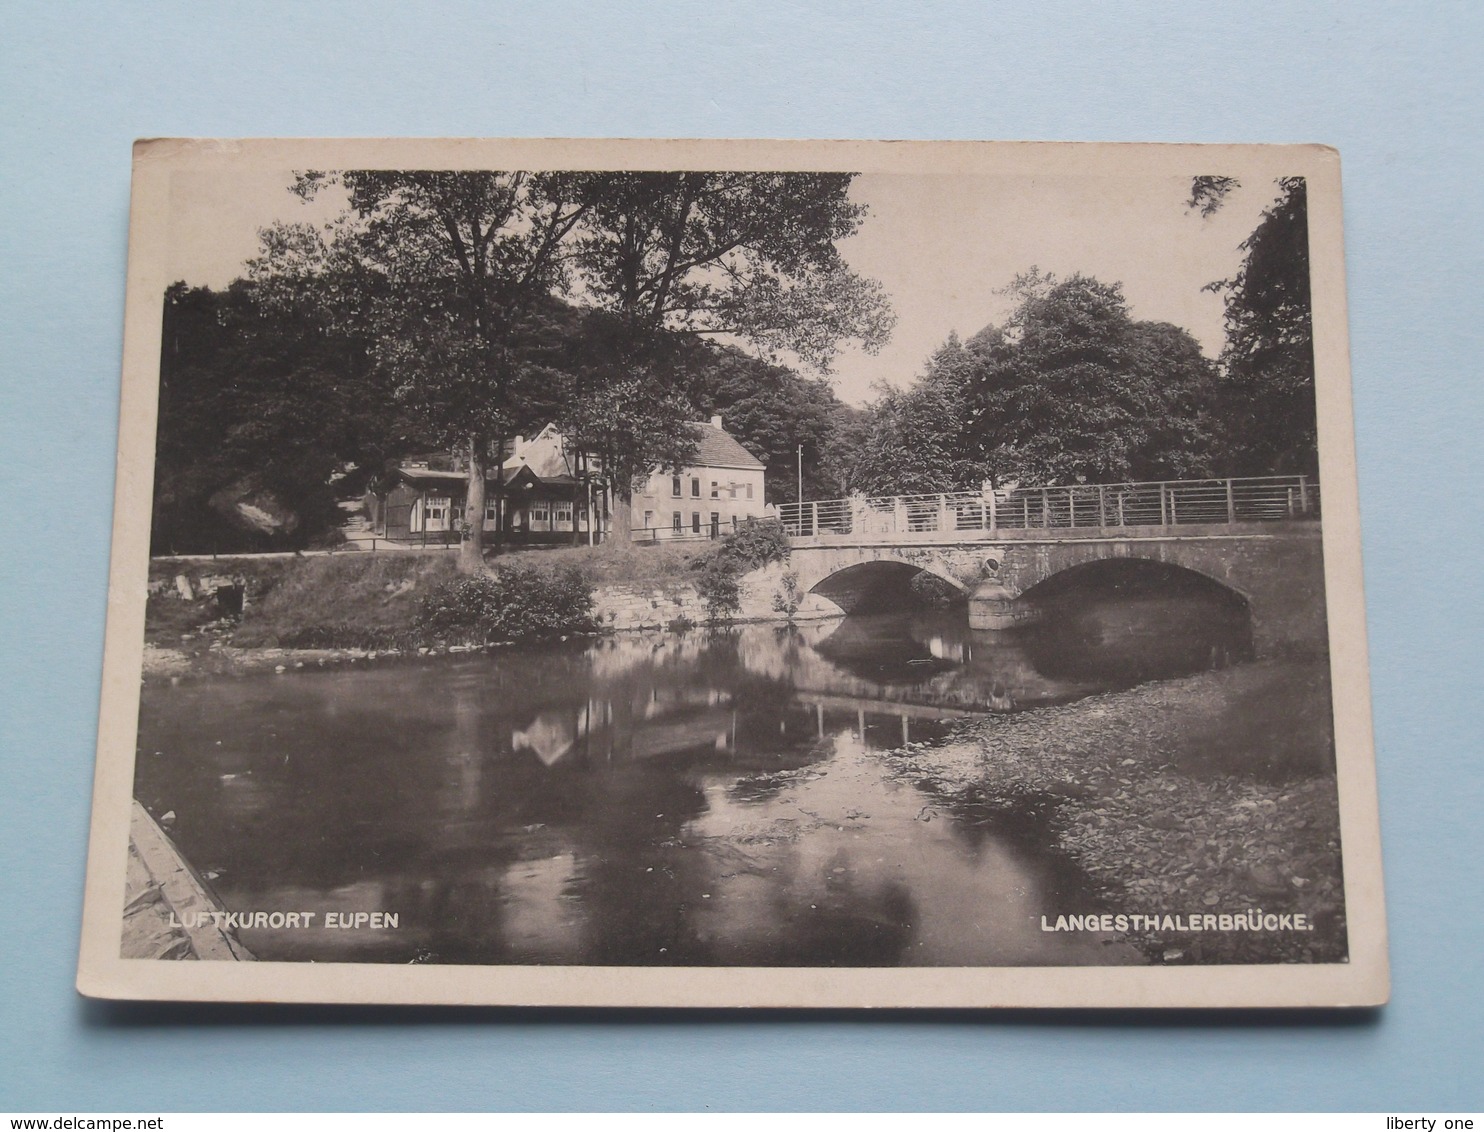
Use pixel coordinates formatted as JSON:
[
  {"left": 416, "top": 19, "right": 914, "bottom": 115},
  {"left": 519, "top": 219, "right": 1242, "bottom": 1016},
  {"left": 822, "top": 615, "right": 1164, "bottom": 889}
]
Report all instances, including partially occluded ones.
[{"left": 631, "top": 415, "right": 768, "bottom": 541}]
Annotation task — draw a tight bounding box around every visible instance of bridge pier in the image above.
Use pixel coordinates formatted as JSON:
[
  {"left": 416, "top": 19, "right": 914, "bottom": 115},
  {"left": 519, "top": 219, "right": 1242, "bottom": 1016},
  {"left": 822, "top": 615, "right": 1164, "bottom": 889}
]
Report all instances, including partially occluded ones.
[{"left": 967, "top": 580, "right": 1039, "bottom": 630}]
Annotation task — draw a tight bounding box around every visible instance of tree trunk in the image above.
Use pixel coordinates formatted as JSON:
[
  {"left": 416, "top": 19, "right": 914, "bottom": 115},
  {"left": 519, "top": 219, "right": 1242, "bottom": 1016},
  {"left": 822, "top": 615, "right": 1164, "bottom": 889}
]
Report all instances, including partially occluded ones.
[
  {"left": 572, "top": 453, "right": 586, "bottom": 547},
  {"left": 489, "top": 432, "right": 506, "bottom": 554},
  {"left": 608, "top": 485, "right": 633, "bottom": 544},
  {"left": 459, "top": 437, "right": 486, "bottom": 574}
]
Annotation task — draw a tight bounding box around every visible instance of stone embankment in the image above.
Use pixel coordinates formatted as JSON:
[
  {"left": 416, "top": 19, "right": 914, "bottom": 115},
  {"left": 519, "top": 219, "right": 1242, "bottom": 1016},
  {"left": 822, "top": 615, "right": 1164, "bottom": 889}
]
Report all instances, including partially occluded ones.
[{"left": 591, "top": 562, "right": 839, "bottom": 630}]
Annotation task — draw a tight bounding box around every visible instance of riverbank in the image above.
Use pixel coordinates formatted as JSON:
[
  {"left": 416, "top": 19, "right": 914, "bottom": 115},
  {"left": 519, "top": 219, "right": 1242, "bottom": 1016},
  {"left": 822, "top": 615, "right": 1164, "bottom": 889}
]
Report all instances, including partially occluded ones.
[
  {"left": 146, "top": 544, "right": 824, "bottom": 680},
  {"left": 890, "top": 656, "right": 1346, "bottom": 965}
]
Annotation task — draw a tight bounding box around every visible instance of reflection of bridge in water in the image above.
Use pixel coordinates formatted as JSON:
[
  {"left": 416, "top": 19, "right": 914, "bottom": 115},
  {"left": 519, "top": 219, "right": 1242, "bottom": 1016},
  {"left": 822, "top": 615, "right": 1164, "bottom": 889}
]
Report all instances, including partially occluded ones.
[
  {"left": 498, "top": 608, "right": 1190, "bottom": 777},
  {"left": 780, "top": 475, "right": 1326, "bottom": 655},
  {"left": 794, "top": 692, "right": 983, "bottom": 751}
]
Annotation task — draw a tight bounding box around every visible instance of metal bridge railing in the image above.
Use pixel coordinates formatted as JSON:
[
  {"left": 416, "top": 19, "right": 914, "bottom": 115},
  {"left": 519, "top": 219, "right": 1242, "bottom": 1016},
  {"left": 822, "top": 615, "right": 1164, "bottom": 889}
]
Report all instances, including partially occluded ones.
[{"left": 777, "top": 475, "right": 1320, "bottom": 538}]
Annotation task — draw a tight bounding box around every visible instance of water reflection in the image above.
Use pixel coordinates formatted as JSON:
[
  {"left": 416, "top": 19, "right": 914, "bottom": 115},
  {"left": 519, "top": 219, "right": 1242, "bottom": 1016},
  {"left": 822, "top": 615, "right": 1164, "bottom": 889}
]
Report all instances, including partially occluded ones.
[{"left": 134, "top": 594, "right": 1243, "bottom": 966}]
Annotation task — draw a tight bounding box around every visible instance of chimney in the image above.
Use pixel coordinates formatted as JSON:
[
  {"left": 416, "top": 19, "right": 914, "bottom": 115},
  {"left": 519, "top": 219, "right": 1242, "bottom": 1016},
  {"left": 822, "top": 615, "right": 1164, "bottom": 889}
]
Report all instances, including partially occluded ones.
[{"left": 710, "top": 414, "right": 723, "bottom": 430}]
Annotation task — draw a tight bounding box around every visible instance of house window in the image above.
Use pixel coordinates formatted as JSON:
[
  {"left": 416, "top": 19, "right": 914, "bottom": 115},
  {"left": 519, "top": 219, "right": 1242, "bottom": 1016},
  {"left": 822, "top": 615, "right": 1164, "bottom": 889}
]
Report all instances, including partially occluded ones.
[
  {"left": 710, "top": 512, "right": 720, "bottom": 538},
  {"left": 555, "top": 502, "right": 574, "bottom": 525},
  {"left": 671, "top": 475, "right": 682, "bottom": 497},
  {"left": 690, "top": 477, "right": 700, "bottom": 497},
  {"left": 746, "top": 483, "right": 753, "bottom": 500},
  {"left": 485, "top": 503, "right": 498, "bottom": 520},
  {"left": 532, "top": 505, "right": 549, "bottom": 522},
  {"left": 691, "top": 512, "right": 701, "bottom": 533},
  {"left": 421, "top": 496, "right": 451, "bottom": 532},
  {"left": 643, "top": 510, "right": 654, "bottom": 530},
  {"left": 672, "top": 511, "right": 682, "bottom": 532},
  {"left": 710, "top": 481, "right": 719, "bottom": 499}
]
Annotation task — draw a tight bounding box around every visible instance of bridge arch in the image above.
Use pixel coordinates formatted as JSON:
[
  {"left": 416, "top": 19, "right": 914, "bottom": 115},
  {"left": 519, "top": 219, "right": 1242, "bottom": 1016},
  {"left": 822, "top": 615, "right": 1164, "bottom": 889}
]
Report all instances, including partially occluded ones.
[
  {"left": 1017, "top": 555, "right": 1254, "bottom": 610},
  {"left": 802, "top": 556, "right": 971, "bottom": 615},
  {"left": 1012, "top": 556, "right": 1258, "bottom": 674}
]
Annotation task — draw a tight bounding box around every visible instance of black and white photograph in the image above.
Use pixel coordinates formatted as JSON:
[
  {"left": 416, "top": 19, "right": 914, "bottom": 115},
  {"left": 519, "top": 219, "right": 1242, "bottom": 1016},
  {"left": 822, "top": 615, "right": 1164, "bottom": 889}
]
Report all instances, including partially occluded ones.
[{"left": 78, "top": 138, "right": 1385, "bottom": 1007}]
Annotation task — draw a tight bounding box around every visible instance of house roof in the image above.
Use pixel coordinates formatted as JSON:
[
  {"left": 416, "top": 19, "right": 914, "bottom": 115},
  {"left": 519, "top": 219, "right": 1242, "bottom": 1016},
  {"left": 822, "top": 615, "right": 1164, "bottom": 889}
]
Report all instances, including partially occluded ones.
[
  {"left": 693, "top": 422, "right": 766, "bottom": 470},
  {"left": 502, "top": 422, "right": 578, "bottom": 479},
  {"left": 397, "top": 464, "right": 581, "bottom": 492},
  {"left": 399, "top": 419, "right": 764, "bottom": 485},
  {"left": 397, "top": 467, "right": 469, "bottom": 484}
]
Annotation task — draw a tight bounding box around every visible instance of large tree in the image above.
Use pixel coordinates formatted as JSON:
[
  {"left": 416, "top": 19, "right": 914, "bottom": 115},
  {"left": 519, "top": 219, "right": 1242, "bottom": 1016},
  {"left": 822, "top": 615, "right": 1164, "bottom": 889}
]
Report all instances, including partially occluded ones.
[
  {"left": 267, "top": 169, "right": 894, "bottom": 550},
  {"left": 963, "top": 272, "right": 1220, "bottom": 485},
  {"left": 563, "top": 171, "right": 894, "bottom": 535},
  {"left": 851, "top": 334, "right": 988, "bottom": 495},
  {"left": 274, "top": 171, "right": 591, "bottom": 571},
  {"left": 1196, "top": 176, "right": 1317, "bottom": 474}
]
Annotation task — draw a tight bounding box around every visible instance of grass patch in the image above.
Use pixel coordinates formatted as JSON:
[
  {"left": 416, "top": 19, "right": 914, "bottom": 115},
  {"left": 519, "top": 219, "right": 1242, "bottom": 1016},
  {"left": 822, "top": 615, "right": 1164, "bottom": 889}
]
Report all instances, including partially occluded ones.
[
  {"left": 143, "top": 592, "right": 220, "bottom": 645},
  {"left": 231, "top": 555, "right": 459, "bottom": 649},
  {"left": 491, "top": 540, "right": 712, "bottom": 588}
]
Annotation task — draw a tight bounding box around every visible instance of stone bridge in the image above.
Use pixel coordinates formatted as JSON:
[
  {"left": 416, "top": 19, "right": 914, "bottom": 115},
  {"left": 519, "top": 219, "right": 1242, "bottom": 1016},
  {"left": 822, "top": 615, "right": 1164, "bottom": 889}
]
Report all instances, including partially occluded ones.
[{"left": 780, "top": 478, "right": 1327, "bottom": 656}]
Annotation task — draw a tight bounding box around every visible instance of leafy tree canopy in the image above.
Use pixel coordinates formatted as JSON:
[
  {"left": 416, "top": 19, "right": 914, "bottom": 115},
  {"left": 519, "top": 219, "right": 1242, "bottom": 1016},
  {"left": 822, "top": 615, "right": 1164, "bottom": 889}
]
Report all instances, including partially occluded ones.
[
  {"left": 963, "top": 271, "right": 1220, "bottom": 485},
  {"left": 851, "top": 335, "right": 990, "bottom": 495},
  {"left": 568, "top": 172, "right": 894, "bottom": 370},
  {"left": 1198, "top": 176, "right": 1317, "bottom": 474},
  {"left": 152, "top": 280, "right": 407, "bottom": 554}
]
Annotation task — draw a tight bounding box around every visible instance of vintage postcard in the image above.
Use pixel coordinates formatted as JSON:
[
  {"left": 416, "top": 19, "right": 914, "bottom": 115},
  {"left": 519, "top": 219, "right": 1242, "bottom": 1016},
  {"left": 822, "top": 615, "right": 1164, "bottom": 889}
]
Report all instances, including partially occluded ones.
[{"left": 78, "top": 138, "right": 1387, "bottom": 1007}]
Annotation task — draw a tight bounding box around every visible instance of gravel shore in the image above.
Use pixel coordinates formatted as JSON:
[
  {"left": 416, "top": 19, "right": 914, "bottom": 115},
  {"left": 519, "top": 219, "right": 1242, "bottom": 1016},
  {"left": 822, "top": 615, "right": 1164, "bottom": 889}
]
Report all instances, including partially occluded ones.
[{"left": 883, "top": 656, "right": 1346, "bottom": 964}]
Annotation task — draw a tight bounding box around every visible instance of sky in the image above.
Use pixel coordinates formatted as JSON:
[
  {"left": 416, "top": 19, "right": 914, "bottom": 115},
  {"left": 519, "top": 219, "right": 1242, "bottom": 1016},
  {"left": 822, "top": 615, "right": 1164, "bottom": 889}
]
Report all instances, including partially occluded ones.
[{"left": 165, "top": 167, "right": 1278, "bottom": 406}]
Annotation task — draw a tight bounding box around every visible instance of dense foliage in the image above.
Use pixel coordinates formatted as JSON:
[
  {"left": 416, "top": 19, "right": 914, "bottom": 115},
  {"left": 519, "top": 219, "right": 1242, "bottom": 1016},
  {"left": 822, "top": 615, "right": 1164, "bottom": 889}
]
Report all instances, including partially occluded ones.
[
  {"left": 155, "top": 171, "right": 893, "bottom": 558},
  {"left": 849, "top": 335, "right": 987, "bottom": 495},
  {"left": 842, "top": 178, "right": 1318, "bottom": 496},
  {"left": 849, "top": 272, "right": 1222, "bottom": 493},
  {"left": 272, "top": 170, "right": 894, "bottom": 550},
  {"left": 154, "top": 277, "right": 864, "bottom": 553},
  {"left": 715, "top": 516, "right": 792, "bottom": 571},
  {"left": 152, "top": 281, "right": 405, "bottom": 555},
  {"left": 694, "top": 517, "right": 791, "bottom": 621},
  {"left": 417, "top": 563, "right": 595, "bottom": 643},
  {"left": 965, "top": 273, "right": 1221, "bottom": 484},
  {"left": 154, "top": 169, "right": 1316, "bottom": 562},
  {"left": 1206, "top": 177, "right": 1317, "bottom": 474}
]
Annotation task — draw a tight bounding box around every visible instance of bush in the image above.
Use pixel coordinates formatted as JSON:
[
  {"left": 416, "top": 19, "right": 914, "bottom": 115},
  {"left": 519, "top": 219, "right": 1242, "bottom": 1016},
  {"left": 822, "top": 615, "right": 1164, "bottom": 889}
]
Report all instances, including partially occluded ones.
[
  {"left": 229, "top": 555, "right": 454, "bottom": 648},
  {"left": 695, "top": 555, "right": 743, "bottom": 621},
  {"left": 720, "top": 517, "right": 790, "bottom": 570},
  {"left": 418, "top": 563, "right": 595, "bottom": 643},
  {"left": 693, "top": 518, "right": 790, "bottom": 621},
  {"left": 771, "top": 571, "right": 803, "bottom": 618}
]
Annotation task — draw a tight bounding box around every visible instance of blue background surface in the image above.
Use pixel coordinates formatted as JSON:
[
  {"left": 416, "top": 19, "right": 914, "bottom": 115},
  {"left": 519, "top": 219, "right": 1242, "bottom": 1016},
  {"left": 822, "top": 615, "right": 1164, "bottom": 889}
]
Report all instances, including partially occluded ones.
[{"left": 1, "top": 0, "right": 1480, "bottom": 1112}]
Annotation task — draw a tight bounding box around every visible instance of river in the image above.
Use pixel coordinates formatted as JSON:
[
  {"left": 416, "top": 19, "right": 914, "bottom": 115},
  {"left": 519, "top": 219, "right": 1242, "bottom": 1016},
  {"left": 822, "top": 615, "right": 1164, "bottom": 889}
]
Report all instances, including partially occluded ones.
[{"left": 134, "top": 589, "right": 1251, "bottom": 966}]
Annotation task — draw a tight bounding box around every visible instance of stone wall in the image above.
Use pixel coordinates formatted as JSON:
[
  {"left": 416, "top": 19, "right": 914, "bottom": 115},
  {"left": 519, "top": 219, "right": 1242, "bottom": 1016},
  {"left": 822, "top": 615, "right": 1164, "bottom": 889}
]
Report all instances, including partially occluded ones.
[{"left": 592, "top": 562, "right": 841, "bottom": 632}]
